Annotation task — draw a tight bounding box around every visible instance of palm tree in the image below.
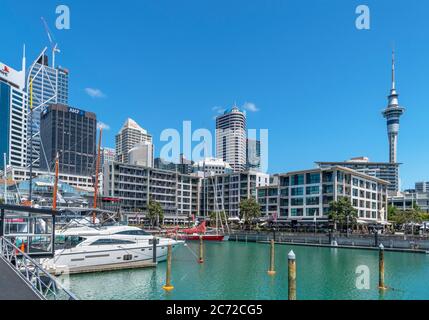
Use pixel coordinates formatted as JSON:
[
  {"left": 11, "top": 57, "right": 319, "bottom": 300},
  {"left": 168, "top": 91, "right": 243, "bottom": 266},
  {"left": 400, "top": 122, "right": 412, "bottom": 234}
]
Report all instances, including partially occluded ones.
[
  {"left": 147, "top": 199, "right": 164, "bottom": 227},
  {"left": 239, "top": 198, "right": 261, "bottom": 229}
]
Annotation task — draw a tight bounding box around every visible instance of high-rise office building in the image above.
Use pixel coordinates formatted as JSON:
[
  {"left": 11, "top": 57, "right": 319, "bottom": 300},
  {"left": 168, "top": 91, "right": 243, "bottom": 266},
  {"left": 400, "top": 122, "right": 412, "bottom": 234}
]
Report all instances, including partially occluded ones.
[
  {"left": 27, "top": 51, "right": 69, "bottom": 168},
  {"left": 382, "top": 51, "right": 405, "bottom": 164},
  {"left": 246, "top": 138, "right": 261, "bottom": 171},
  {"left": 0, "top": 54, "right": 27, "bottom": 169},
  {"left": 115, "top": 118, "right": 152, "bottom": 164},
  {"left": 216, "top": 106, "right": 247, "bottom": 172},
  {"left": 40, "top": 104, "right": 96, "bottom": 176}
]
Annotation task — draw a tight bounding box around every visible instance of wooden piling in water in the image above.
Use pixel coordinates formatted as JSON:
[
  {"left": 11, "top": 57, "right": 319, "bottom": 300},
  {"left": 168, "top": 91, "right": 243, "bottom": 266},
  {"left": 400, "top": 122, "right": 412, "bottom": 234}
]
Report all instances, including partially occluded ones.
[
  {"left": 152, "top": 236, "right": 157, "bottom": 263},
  {"left": 267, "top": 239, "right": 276, "bottom": 275},
  {"left": 288, "top": 250, "right": 296, "bottom": 300},
  {"left": 378, "top": 244, "right": 387, "bottom": 290},
  {"left": 198, "top": 235, "right": 204, "bottom": 264},
  {"left": 162, "top": 244, "right": 174, "bottom": 291}
]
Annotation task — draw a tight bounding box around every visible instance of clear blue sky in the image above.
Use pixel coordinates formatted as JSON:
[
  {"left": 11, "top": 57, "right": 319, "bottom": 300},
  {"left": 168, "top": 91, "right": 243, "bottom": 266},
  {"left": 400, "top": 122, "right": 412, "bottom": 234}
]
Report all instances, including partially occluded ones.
[{"left": 2, "top": 0, "right": 428, "bottom": 190}]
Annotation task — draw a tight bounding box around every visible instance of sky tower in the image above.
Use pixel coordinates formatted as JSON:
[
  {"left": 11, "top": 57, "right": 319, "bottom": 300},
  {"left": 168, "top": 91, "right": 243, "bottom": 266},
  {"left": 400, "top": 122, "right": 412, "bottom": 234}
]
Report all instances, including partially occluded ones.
[{"left": 382, "top": 51, "right": 405, "bottom": 164}]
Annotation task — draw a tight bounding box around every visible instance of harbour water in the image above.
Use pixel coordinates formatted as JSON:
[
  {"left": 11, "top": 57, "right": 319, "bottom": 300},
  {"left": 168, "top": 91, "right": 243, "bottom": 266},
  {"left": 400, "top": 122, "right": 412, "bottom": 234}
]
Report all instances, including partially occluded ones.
[{"left": 64, "top": 241, "right": 429, "bottom": 300}]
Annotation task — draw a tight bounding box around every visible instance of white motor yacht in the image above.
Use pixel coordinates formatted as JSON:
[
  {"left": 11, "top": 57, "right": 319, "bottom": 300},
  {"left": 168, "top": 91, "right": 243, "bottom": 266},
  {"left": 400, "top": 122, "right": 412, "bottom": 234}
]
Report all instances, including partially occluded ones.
[{"left": 43, "top": 225, "right": 183, "bottom": 275}]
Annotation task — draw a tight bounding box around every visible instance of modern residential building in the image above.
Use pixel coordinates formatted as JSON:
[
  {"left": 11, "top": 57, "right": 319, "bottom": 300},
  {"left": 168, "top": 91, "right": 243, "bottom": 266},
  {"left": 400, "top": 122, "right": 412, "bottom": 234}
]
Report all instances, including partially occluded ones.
[
  {"left": 40, "top": 104, "right": 97, "bottom": 176},
  {"left": 128, "top": 141, "right": 154, "bottom": 167},
  {"left": 200, "top": 171, "right": 270, "bottom": 217},
  {"left": 103, "top": 161, "right": 200, "bottom": 216},
  {"left": 389, "top": 191, "right": 429, "bottom": 213},
  {"left": 415, "top": 182, "right": 429, "bottom": 194},
  {"left": 115, "top": 118, "right": 152, "bottom": 164},
  {"left": 27, "top": 51, "right": 69, "bottom": 168},
  {"left": 101, "top": 147, "right": 116, "bottom": 166},
  {"left": 257, "top": 166, "right": 389, "bottom": 224},
  {"left": 316, "top": 157, "right": 400, "bottom": 194},
  {"left": 382, "top": 51, "right": 405, "bottom": 164},
  {"left": 246, "top": 138, "right": 261, "bottom": 171},
  {"left": 216, "top": 106, "right": 247, "bottom": 172},
  {"left": 193, "top": 157, "right": 232, "bottom": 177},
  {"left": 0, "top": 54, "right": 28, "bottom": 169}
]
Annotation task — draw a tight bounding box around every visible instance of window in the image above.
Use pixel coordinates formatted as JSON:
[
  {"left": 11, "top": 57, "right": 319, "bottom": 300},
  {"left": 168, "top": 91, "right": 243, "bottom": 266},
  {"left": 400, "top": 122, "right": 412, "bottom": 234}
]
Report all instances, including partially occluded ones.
[
  {"left": 291, "top": 198, "right": 304, "bottom": 206},
  {"left": 306, "top": 197, "right": 319, "bottom": 206},
  {"left": 306, "top": 173, "right": 320, "bottom": 184},
  {"left": 90, "top": 239, "right": 136, "bottom": 245},
  {"left": 291, "top": 174, "right": 304, "bottom": 186},
  {"left": 323, "top": 185, "right": 334, "bottom": 194},
  {"left": 306, "top": 186, "right": 319, "bottom": 195},
  {"left": 291, "top": 187, "right": 304, "bottom": 196},
  {"left": 291, "top": 208, "right": 303, "bottom": 216},
  {"left": 123, "top": 254, "right": 133, "bottom": 261},
  {"left": 306, "top": 208, "right": 319, "bottom": 216},
  {"left": 116, "top": 230, "right": 150, "bottom": 236}
]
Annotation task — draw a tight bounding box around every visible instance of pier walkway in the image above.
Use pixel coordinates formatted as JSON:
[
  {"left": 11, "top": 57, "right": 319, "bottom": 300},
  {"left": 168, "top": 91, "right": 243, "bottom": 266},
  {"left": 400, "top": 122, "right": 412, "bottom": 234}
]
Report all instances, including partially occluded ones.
[{"left": 0, "top": 257, "right": 40, "bottom": 300}]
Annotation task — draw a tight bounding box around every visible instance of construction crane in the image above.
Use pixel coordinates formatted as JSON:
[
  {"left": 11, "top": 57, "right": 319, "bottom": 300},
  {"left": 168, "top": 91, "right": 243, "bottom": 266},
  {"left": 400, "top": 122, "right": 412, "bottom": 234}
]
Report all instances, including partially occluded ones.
[{"left": 41, "top": 17, "right": 60, "bottom": 68}]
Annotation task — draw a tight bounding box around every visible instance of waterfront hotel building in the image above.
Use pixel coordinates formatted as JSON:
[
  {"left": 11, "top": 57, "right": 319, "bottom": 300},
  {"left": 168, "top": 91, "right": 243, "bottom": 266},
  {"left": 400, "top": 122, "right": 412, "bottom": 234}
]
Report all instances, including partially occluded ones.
[
  {"left": 0, "top": 55, "right": 28, "bottom": 169},
  {"left": 257, "top": 166, "right": 389, "bottom": 224},
  {"left": 200, "top": 171, "right": 270, "bottom": 217},
  {"left": 103, "top": 162, "right": 200, "bottom": 216}
]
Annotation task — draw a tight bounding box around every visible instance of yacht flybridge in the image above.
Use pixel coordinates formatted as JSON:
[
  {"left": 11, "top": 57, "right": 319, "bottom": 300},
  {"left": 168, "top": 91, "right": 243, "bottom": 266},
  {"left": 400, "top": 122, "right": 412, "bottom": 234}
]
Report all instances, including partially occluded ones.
[{"left": 43, "top": 225, "right": 183, "bottom": 275}]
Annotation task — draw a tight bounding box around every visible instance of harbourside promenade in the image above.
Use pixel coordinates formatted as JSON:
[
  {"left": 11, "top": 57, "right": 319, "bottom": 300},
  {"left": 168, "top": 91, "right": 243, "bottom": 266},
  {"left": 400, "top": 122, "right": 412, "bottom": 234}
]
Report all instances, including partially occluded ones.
[
  {"left": 228, "top": 230, "right": 429, "bottom": 253},
  {"left": 0, "top": 257, "right": 41, "bottom": 300}
]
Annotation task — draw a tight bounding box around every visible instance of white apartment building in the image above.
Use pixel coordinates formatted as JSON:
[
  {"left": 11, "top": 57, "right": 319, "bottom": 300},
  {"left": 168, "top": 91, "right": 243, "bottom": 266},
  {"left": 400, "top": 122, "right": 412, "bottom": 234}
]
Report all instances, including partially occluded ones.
[{"left": 115, "top": 118, "right": 152, "bottom": 164}]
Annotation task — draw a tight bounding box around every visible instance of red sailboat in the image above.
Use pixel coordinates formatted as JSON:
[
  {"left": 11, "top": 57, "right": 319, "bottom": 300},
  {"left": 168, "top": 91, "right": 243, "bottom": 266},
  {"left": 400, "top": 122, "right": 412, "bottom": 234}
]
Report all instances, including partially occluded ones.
[{"left": 171, "top": 221, "right": 229, "bottom": 241}]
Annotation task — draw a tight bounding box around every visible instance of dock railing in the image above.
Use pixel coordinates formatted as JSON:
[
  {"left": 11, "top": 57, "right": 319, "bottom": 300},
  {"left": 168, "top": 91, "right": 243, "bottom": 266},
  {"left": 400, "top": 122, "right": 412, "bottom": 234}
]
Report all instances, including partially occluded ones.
[{"left": 0, "top": 236, "right": 78, "bottom": 300}]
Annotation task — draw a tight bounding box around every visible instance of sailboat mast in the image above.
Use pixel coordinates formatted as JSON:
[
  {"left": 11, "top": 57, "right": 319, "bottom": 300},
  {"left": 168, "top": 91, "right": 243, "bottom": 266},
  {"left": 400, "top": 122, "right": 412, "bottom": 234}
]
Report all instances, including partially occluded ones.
[
  {"left": 93, "top": 127, "right": 103, "bottom": 224},
  {"left": 52, "top": 153, "right": 59, "bottom": 210}
]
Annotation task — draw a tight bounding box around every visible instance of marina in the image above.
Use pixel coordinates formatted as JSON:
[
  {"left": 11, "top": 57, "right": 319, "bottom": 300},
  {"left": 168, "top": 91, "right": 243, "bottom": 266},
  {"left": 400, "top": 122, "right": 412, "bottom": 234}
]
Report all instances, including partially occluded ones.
[{"left": 64, "top": 241, "right": 429, "bottom": 300}]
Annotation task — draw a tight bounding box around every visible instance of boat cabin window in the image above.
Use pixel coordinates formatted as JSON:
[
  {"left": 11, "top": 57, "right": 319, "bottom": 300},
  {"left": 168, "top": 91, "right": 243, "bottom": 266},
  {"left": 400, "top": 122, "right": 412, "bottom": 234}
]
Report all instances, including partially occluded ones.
[
  {"left": 114, "top": 230, "right": 150, "bottom": 236},
  {"left": 55, "top": 235, "right": 86, "bottom": 249},
  {"left": 90, "top": 239, "right": 136, "bottom": 246}
]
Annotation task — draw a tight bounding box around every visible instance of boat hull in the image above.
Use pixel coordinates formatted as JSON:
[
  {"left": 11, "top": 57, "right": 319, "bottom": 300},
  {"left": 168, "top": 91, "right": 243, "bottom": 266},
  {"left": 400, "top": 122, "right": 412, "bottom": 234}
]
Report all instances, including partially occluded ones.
[{"left": 175, "top": 234, "right": 227, "bottom": 241}]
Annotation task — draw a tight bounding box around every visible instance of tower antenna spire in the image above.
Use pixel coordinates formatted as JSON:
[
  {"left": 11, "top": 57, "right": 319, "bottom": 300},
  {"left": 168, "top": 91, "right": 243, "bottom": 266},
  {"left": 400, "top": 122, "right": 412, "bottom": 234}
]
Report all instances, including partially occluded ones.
[{"left": 391, "top": 48, "right": 396, "bottom": 90}]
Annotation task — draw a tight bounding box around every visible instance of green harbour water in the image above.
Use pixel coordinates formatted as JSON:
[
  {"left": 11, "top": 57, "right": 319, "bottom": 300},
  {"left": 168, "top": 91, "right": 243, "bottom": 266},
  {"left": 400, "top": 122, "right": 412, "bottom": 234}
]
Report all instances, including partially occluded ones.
[{"left": 64, "top": 241, "right": 429, "bottom": 300}]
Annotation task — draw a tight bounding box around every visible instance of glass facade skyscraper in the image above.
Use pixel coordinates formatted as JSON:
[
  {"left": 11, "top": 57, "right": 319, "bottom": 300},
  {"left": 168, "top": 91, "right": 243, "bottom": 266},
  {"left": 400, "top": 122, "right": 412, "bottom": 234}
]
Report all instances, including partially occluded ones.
[
  {"left": 27, "top": 53, "right": 69, "bottom": 169},
  {"left": 0, "top": 58, "right": 27, "bottom": 169}
]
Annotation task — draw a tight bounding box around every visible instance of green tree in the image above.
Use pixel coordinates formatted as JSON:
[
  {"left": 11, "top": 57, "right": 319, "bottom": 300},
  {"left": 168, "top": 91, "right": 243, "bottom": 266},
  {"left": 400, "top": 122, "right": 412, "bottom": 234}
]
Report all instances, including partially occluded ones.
[
  {"left": 208, "top": 212, "right": 217, "bottom": 226},
  {"left": 328, "top": 197, "right": 358, "bottom": 231},
  {"left": 147, "top": 199, "right": 164, "bottom": 227},
  {"left": 239, "top": 198, "right": 261, "bottom": 228}
]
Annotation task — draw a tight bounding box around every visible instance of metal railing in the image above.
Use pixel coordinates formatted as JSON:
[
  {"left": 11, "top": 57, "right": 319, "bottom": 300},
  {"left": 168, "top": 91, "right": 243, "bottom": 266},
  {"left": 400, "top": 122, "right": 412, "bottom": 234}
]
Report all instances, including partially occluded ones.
[{"left": 0, "top": 236, "right": 78, "bottom": 300}]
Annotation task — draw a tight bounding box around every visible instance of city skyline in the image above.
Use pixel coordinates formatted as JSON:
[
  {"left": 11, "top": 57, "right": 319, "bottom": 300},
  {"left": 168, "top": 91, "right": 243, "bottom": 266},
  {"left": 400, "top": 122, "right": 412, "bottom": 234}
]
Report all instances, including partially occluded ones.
[{"left": 1, "top": 0, "right": 429, "bottom": 190}]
